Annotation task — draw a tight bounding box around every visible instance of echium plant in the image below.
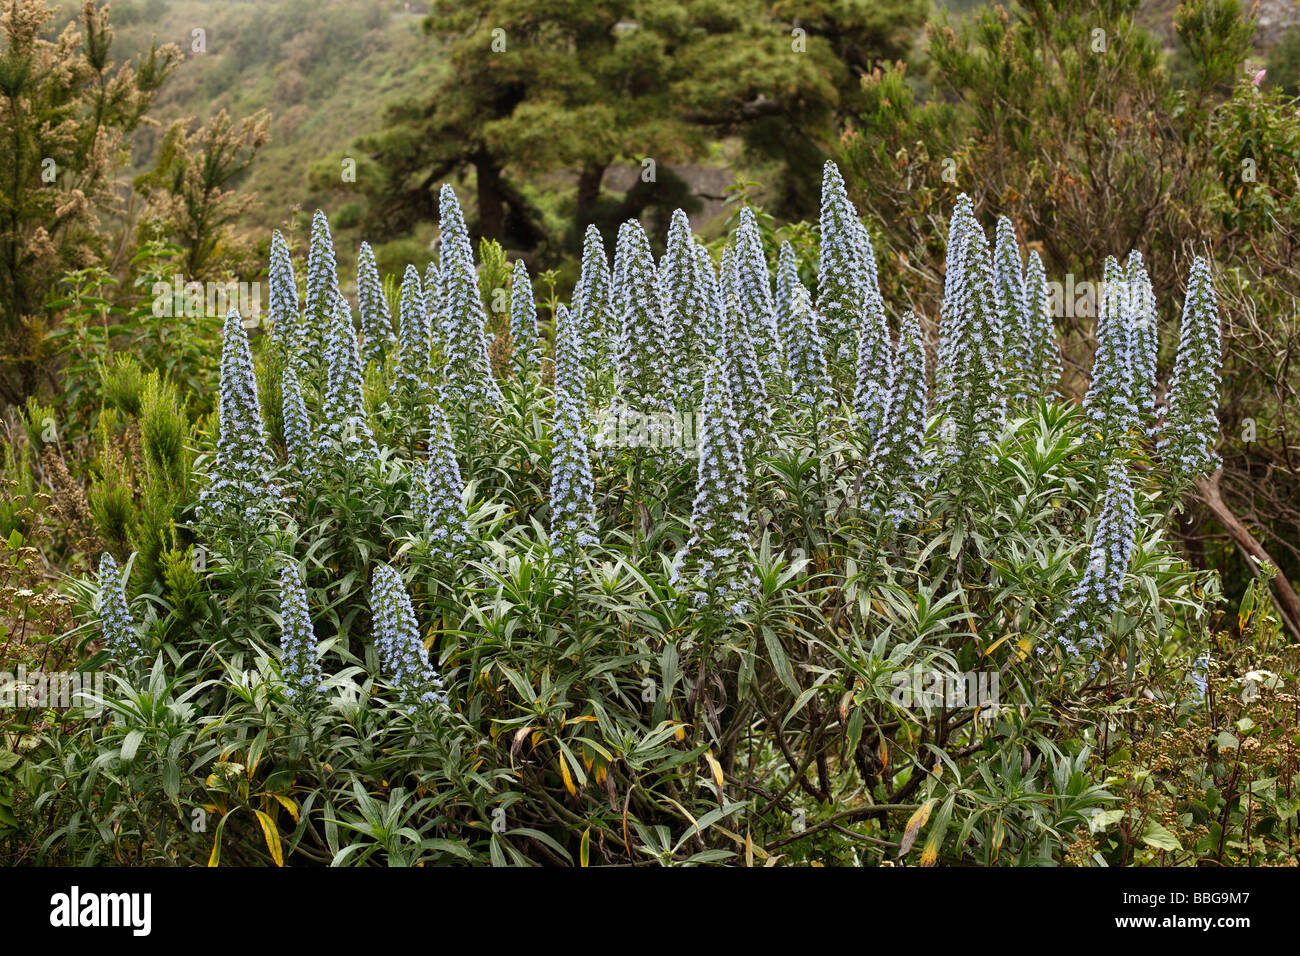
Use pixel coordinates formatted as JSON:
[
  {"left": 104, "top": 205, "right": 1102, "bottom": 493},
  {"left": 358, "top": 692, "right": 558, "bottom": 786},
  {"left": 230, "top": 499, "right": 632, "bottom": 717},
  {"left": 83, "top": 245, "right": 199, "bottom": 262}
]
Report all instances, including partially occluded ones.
[
  {"left": 509, "top": 258, "right": 541, "bottom": 371},
  {"left": 1159, "top": 256, "right": 1221, "bottom": 490},
  {"left": 278, "top": 562, "right": 323, "bottom": 700},
  {"left": 396, "top": 264, "right": 429, "bottom": 389},
  {"left": 784, "top": 279, "right": 831, "bottom": 414},
  {"left": 774, "top": 241, "right": 799, "bottom": 328},
  {"left": 1024, "top": 250, "right": 1062, "bottom": 395},
  {"left": 97, "top": 552, "right": 141, "bottom": 660},
  {"left": 549, "top": 304, "right": 597, "bottom": 563},
  {"left": 424, "top": 252, "right": 445, "bottom": 366},
  {"left": 1082, "top": 255, "right": 1138, "bottom": 458},
  {"left": 658, "top": 210, "right": 704, "bottom": 400},
  {"left": 280, "top": 362, "right": 315, "bottom": 483},
  {"left": 356, "top": 241, "right": 394, "bottom": 369},
  {"left": 869, "top": 311, "right": 931, "bottom": 525},
  {"left": 670, "top": 349, "right": 756, "bottom": 618},
  {"left": 717, "top": 247, "right": 770, "bottom": 457},
  {"left": 733, "top": 206, "right": 783, "bottom": 380},
  {"left": 304, "top": 209, "right": 338, "bottom": 351},
  {"left": 992, "top": 216, "right": 1033, "bottom": 404},
  {"left": 817, "top": 159, "right": 870, "bottom": 364},
  {"left": 850, "top": 219, "right": 892, "bottom": 441},
  {"left": 1125, "top": 250, "right": 1159, "bottom": 436},
  {"left": 200, "top": 309, "right": 277, "bottom": 525},
  {"left": 935, "top": 195, "right": 1004, "bottom": 471},
  {"left": 369, "top": 563, "right": 447, "bottom": 712},
  {"left": 267, "top": 229, "right": 301, "bottom": 360},
  {"left": 574, "top": 224, "right": 611, "bottom": 395},
  {"left": 321, "top": 293, "right": 378, "bottom": 460},
  {"left": 614, "top": 219, "right": 673, "bottom": 414},
  {"left": 413, "top": 399, "right": 468, "bottom": 566},
  {"left": 438, "top": 185, "right": 501, "bottom": 416},
  {"left": 610, "top": 219, "right": 637, "bottom": 334},
  {"left": 1051, "top": 463, "right": 1138, "bottom": 657}
]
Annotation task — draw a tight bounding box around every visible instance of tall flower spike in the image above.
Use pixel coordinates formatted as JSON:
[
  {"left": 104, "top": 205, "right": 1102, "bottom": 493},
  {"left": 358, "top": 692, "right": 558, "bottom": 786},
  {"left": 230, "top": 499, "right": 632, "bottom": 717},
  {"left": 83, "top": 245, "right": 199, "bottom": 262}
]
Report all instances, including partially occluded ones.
[
  {"left": 201, "top": 309, "right": 277, "bottom": 524},
  {"left": 671, "top": 348, "right": 756, "bottom": 617},
  {"left": 869, "top": 311, "right": 931, "bottom": 524},
  {"left": 1082, "top": 255, "right": 1138, "bottom": 457},
  {"left": 734, "top": 206, "right": 783, "bottom": 379},
  {"left": 784, "top": 280, "right": 832, "bottom": 414},
  {"left": 658, "top": 210, "right": 703, "bottom": 401},
  {"left": 369, "top": 563, "right": 447, "bottom": 711},
  {"left": 356, "top": 241, "right": 394, "bottom": 369},
  {"left": 281, "top": 362, "right": 315, "bottom": 481},
  {"left": 817, "top": 160, "right": 868, "bottom": 363},
  {"left": 396, "top": 264, "right": 430, "bottom": 388},
  {"left": 1052, "top": 462, "right": 1138, "bottom": 656},
  {"left": 1159, "top": 257, "right": 1221, "bottom": 487},
  {"left": 610, "top": 220, "right": 637, "bottom": 333},
  {"left": 304, "top": 210, "right": 338, "bottom": 351},
  {"left": 614, "top": 219, "right": 671, "bottom": 413},
  {"left": 717, "top": 246, "right": 770, "bottom": 454},
  {"left": 935, "top": 196, "right": 1004, "bottom": 469},
  {"left": 774, "top": 241, "right": 799, "bottom": 330},
  {"left": 267, "top": 230, "right": 301, "bottom": 359},
  {"left": 509, "top": 259, "right": 541, "bottom": 370},
  {"left": 574, "top": 224, "right": 612, "bottom": 393},
  {"left": 438, "top": 185, "right": 501, "bottom": 416},
  {"left": 321, "top": 292, "right": 378, "bottom": 460},
  {"left": 992, "top": 216, "right": 1033, "bottom": 403},
  {"left": 1024, "top": 250, "right": 1061, "bottom": 395},
  {"left": 1125, "top": 250, "right": 1159, "bottom": 435},
  {"left": 97, "top": 552, "right": 141, "bottom": 660},
  {"left": 424, "top": 249, "right": 445, "bottom": 367},
  {"left": 279, "top": 562, "right": 323, "bottom": 699},
  {"left": 414, "top": 399, "right": 468, "bottom": 565},
  {"left": 550, "top": 303, "right": 597, "bottom": 562}
]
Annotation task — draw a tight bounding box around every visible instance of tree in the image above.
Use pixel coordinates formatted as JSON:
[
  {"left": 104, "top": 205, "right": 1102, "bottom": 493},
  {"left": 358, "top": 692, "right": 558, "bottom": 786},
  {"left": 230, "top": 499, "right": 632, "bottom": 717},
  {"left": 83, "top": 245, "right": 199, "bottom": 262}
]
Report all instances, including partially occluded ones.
[
  {"left": 0, "top": 0, "right": 179, "bottom": 402},
  {"left": 361, "top": 0, "right": 923, "bottom": 253}
]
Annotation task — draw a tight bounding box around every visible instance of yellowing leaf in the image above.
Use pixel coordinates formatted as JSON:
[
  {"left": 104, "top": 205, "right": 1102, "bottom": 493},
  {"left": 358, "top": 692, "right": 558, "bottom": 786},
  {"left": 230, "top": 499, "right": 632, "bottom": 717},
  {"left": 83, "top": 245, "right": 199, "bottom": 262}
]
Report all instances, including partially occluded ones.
[
  {"left": 580, "top": 827, "right": 591, "bottom": 867},
  {"left": 559, "top": 753, "right": 577, "bottom": 796},
  {"left": 899, "top": 799, "right": 933, "bottom": 857},
  {"left": 253, "top": 809, "right": 283, "bottom": 867},
  {"left": 270, "top": 794, "right": 299, "bottom": 823}
]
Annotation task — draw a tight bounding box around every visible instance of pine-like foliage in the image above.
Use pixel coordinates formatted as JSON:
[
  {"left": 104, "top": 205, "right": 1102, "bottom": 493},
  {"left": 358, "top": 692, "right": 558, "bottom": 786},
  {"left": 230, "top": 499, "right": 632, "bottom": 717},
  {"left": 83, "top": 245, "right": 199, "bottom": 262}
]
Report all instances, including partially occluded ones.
[
  {"left": 574, "top": 224, "right": 612, "bottom": 391},
  {"left": 438, "top": 185, "right": 501, "bottom": 416},
  {"left": 869, "top": 311, "right": 931, "bottom": 524},
  {"left": 201, "top": 309, "right": 277, "bottom": 523},
  {"left": 304, "top": 209, "right": 338, "bottom": 350},
  {"left": 396, "top": 264, "right": 429, "bottom": 388},
  {"left": 1159, "top": 256, "right": 1221, "bottom": 487},
  {"left": 267, "top": 229, "right": 301, "bottom": 359},
  {"left": 356, "top": 241, "right": 394, "bottom": 369},
  {"left": 321, "top": 293, "right": 378, "bottom": 460},
  {"left": 1024, "top": 250, "right": 1062, "bottom": 395},
  {"left": 550, "top": 303, "right": 597, "bottom": 562},
  {"left": 278, "top": 562, "right": 323, "bottom": 699},
  {"left": 1052, "top": 463, "right": 1138, "bottom": 656},
  {"left": 1082, "top": 255, "right": 1138, "bottom": 456},
  {"left": 671, "top": 347, "right": 755, "bottom": 617},
  {"left": 733, "top": 206, "right": 783, "bottom": 379},
  {"left": 509, "top": 258, "right": 541, "bottom": 370},
  {"left": 992, "top": 216, "right": 1033, "bottom": 403},
  {"left": 412, "top": 399, "right": 468, "bottom": 565},
  {"left": 1125, "top": 250, "right": 1159, "bottom": 434},
  {"left": 614, "top": 219, "right": 671, "bottom": 412},
  {"left": 97, "top": 552, "right": 141, "bottom": 660},
  {"left": 936, "top": 195, "right": 1005, "bottom": 469},
  {"left": 281, "top": 362, "right": 315, "bottom": 481},
  {"left": 784, "top": 279, "right": 831, "bottom": 413},
  {"left": 369, "top": 563, "right": 446, "bottom": 711}
]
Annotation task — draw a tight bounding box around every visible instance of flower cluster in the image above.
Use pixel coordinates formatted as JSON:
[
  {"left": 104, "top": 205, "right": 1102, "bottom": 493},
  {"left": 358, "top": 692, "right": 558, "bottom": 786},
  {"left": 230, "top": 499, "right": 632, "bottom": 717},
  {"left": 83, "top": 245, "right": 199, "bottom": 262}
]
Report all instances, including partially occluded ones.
[
  {"left": 658, "top": 209, "right": 704, "bottom": 403},
  {"left": 281, "top": 361, "right": 315, "bottom": 482},
  {"left": 1024, "top": 250, "right": 1062, "bottom": 395},
  {"left": 369, "top": 563, "right": 447, "bottom": 711},
  {"left": 509, "top": 258, "right": 541, "bottom": 370},
  {"left": 356, "top": 240, "right": 394, "bottom": 369},
  {"left": 550, "top": 303, "right": 597, "bottom": 562},
  {"left": 412, "top": 399, "right": 468, "bottom": 565},
  {"left": 304, "top": 209, "right": 338, "bottom": 350},
  {"left": 278, "top": 562, "right": 323, "bottom": 699},
  {"left": 97, "top": 552, "right": 141, "bottom": 660},
  {"left": 1125, "top": 251, "right": 1159, "bottom": 435},
  {"left": 1082, "top": 255, "right": 1138, "bottom": 457},
  {"left": 869, "top": 311, "right": 931, "bottom": 524},
  {"left": 717, "top": 246, "right": 770, "bottom": 454},
  {"left": 614, "top": 218, "right": 672, "bottom": 413},
  {"left": 733, "top": 206, "right": 783, "bottom": 380},
  {"left": 396, "top": 264, "right": 430, "bottom": 390},
  {"left": 438, "top": 185, "right": 501, "bottom": 416},
  {"left": 200, "top": 309, "right": 277, "bottom": 525},
  {"left": 267, "top": 229, "right": 301, "bottom": 359},
  {"left": 992, "top": 216, "right": 1033, "bottom": 403},
  {"left": 1158, "top": 256, "right": 1221, "bottom": 487},
  {"left": 1052, "top": 462, "right": 1138, "bottom": 656},
  {"left": 783, "top": 277, "right": 831, "bottom": 414},
  {"left": 574, "top": 224, "right": 612, "bottom": 392},
  {"left": 321, "top": 292, "right": 378, "bottom": 461}
]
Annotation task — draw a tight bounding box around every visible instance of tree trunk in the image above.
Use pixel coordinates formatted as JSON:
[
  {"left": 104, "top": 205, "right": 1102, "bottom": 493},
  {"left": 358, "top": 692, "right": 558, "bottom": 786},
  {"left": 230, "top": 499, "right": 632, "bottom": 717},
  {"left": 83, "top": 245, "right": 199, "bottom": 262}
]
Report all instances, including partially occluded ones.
[
  {"left": 1195, "top": 468, "right": 1300, "bottom": 642},
  {"left": 474, "top": 152, "right": 505, "bottom": 242}
]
